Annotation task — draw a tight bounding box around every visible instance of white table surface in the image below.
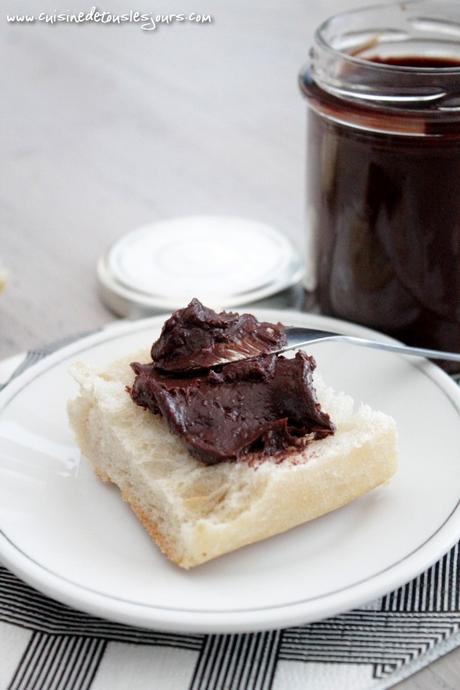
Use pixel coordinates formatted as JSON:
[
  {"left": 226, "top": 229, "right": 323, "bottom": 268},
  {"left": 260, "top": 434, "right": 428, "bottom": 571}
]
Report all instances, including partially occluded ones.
[{"left": 1, "top": 0, "right": 459, "bottom": 686}]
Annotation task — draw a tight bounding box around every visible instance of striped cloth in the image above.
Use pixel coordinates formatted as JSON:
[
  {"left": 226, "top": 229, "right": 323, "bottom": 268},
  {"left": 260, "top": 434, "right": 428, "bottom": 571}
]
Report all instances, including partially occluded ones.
[{"left": 0, "top": 340, "right": 459, "bottom": 690}]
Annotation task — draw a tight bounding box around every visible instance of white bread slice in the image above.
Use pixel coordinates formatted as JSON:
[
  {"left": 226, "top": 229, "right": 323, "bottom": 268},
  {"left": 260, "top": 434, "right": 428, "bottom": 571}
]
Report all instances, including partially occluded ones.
[{"left": 68, "top": 350, "right": 398, "bottom": 569}]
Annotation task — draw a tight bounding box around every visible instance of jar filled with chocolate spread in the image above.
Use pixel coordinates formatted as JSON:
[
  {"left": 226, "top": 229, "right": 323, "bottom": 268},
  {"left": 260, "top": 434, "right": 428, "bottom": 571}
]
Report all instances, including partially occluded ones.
[{"left": 300, "top": 1, "right": 460, "bottom": 372}]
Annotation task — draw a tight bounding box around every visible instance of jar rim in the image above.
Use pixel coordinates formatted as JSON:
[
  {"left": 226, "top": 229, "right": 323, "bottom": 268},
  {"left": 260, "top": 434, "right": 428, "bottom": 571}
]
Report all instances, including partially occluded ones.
[
  {"left": 304, "top": 0, "right": 460, "bottom": 116},
  {"left": 315, "top": 0, "right": 460, "bottom": 74}
]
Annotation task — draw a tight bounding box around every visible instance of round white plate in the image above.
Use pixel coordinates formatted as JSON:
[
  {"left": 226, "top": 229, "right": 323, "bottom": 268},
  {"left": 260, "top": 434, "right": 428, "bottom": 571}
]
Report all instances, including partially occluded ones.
[{"left": 0, "top": 311, "right": 459, "bottom": 633}]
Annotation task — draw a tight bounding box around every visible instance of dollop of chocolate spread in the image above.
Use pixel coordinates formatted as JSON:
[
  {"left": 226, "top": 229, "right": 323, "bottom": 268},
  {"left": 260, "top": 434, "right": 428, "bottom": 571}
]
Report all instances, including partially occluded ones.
[
  {"left": 129, "top": 300, "right": 334, "bottom": 464},
  {"left": 150, "top": 298, "right": 287, "bottom": 372}
]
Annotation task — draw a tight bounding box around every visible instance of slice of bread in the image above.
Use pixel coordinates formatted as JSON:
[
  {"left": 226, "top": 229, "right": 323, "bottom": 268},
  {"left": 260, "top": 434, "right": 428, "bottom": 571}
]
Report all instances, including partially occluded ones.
[{"left": 68, "top": 350, "right": 398, "bottom": 569}]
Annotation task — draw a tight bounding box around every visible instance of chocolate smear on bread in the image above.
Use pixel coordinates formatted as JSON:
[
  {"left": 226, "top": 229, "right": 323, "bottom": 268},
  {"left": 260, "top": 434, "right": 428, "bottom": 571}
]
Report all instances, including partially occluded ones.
[
  {"left": 130, "top": 300, "right": 334, "bottom": 464},
  {"left": 150, "top": 298, "right": 287, "bottom": 372}
]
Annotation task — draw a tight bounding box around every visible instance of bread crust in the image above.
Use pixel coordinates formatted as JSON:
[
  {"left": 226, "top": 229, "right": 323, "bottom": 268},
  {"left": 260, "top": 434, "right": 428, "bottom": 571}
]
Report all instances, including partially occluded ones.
[{"left": 123, "top": 494, "right": 179, "bottom": 565}]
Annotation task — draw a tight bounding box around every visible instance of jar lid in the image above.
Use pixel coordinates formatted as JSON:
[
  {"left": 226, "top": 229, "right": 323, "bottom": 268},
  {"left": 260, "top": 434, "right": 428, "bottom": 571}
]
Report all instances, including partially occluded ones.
[{"left": 97, "top": 216, "right": 303, "bottom": 317}]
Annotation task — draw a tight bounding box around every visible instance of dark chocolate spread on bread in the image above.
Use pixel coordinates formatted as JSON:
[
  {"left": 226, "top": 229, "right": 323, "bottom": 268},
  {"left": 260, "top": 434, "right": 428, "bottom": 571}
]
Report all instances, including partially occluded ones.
[
  {"left": 129, "top": 300, "right": 334, "bottom": 464},
  {"left": 151, "top": 298, "right": 287, "bottom": 371}
]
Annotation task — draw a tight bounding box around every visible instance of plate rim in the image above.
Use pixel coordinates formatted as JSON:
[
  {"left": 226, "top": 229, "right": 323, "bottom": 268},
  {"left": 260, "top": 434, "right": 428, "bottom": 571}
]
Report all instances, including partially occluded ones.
[{"left": 0, "top": 310, "right": 459, "bottom": 633}]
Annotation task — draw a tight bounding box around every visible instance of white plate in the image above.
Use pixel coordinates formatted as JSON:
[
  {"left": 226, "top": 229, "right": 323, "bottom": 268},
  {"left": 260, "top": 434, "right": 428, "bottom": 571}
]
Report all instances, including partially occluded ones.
[{"left": 0, "top": 311, "right": 459, "bottom": 633}]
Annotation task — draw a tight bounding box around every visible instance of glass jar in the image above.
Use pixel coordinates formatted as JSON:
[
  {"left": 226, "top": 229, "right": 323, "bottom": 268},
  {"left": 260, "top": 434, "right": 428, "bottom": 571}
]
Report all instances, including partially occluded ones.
[{"left": 300, "top": 0, "right": 460, "bottom": 372}]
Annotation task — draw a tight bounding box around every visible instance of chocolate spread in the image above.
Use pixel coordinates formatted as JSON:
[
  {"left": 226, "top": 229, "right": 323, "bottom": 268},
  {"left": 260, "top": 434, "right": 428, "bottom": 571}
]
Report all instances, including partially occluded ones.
[
  {"left": 302, "top": 55, "right": 460, "bottom": 373},
  {"left": 151, "top": 298, "right": 287, "bottom": 371},
  {"left": 129, "top": 300, "right": 334, "bottom": 464}
]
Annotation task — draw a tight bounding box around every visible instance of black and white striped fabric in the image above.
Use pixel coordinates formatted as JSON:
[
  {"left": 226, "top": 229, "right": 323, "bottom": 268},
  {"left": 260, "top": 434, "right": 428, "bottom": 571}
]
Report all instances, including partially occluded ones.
[{"left": 0, "top": 341, "right": 459, "bottom": 690}]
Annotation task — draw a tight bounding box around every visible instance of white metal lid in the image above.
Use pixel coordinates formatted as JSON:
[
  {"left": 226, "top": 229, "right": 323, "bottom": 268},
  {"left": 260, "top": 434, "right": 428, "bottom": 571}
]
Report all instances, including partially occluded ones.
[{"left": 98, "top": 216, "right": 303, "bottom": 316}]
